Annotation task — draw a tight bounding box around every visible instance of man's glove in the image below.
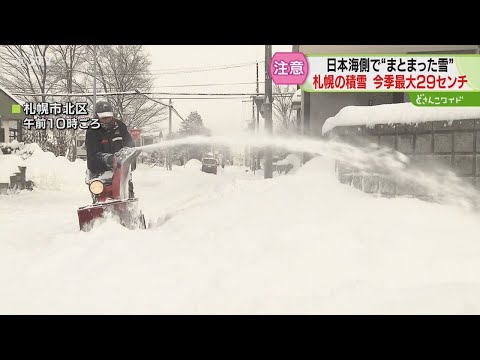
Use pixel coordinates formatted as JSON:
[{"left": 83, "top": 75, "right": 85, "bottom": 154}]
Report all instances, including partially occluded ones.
[
  {"left": 101, "top": 153, "right": 114, "bottom": 168},
  {"left": 107, "top": 154, "right": 114, "bottom": 168},
  {"left": 95, "top": 153, "right": 114, "bottom": 169}
]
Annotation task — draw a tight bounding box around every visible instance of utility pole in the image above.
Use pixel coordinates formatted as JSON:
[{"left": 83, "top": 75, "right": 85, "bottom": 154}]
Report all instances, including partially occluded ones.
[
  {"left": 167, "top": 98, "right": 173, "bottom": 170},
  {"left": 256, "top": 61, "right": 260, "bottom": 130},
  {"left": 256, "top": 61, "right": 260, "bottom": 170},
  {"left": 264, "top": 45, "right": 273, "bottom": 179},
  {"left": 92, "top": 45, "right": 97, "bottom": 114},
  {"left": 251, "top": 91, "right": 255, "bottom": 170},
  {"left": 169, "top": 98, "right": 172, "bottom": 135},
  {"left": 252, "top": 95, "right": 255, "bottom": 123}
]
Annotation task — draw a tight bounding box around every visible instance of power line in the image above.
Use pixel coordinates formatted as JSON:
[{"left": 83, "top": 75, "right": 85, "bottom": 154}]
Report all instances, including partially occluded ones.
[
  {"left": 151, "top": 63, "right": 262, "bottom": 75},
  {"left": 170, "top": 106, "right": 185, "bottom": 123},
  {"left": 127, "top": 61, "right": 265, "bottom": 73},
  {"left": 149, "top": 97, "right": 256, "bottom": 100},
  {"left": 67, "top": 62, "right": 263, "bottom": 77},
  {"left": 143, "top": 92, "right": 294, "bottom": 96},
  {"left": 144, "top": 92, "right": 272, "bottom": 96},
  {"left": 11, "top": 90, "right": 295, "bottom": 97},
  {"left": 150, "top": 81, "right": 266, "bottom": 88},
  {"left": 0, "top": 61, "right": 264, "bottom": 77},
  {"left": 135, "top": 90, "right": 186, "bottom": 123},
  {"left": 11, "top": 81, "right": 266, "bottom": 91}
]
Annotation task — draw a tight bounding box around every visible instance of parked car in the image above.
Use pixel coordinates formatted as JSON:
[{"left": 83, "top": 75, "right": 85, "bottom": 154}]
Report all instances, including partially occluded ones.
[{"left": 201, "top": 156, "right": 218, "bottom": 174}]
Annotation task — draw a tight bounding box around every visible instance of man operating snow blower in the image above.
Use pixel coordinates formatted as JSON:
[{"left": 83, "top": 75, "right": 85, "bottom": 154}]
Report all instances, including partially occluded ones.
[
  {"left": 78, "top": 101, "right": 146, "bottom": 231},
  {"left": 85, "top": 101, "right": 137, "bottom": 199}
]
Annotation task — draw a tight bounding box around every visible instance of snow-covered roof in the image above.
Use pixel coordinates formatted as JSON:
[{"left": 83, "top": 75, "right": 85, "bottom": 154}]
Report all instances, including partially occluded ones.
[
  {"left": 0, "top": 85, "right": 26, "bottom": 106},
  {"left": 322, "top": 102, "right": 480, "bottom": 135}
]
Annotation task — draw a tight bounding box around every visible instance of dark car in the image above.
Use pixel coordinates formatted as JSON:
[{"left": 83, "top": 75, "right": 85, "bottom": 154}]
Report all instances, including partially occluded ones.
[{"left": 201, "top": 157, "right": 218, "bottom": 174}]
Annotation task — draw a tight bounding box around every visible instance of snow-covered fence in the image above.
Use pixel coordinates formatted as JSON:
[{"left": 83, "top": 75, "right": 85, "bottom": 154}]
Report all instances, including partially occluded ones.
[
  {"left": 1, "top": 140, "right": 21, "bottom": 154},
  {"left": 0, "top": 165, "right": 34, "bottom": 194},
  {"left": 0, "top": 141, "right": 36, "bottom": 194},
  {"left": 323, "top": 103, "right": 480, "bottom": 198}
]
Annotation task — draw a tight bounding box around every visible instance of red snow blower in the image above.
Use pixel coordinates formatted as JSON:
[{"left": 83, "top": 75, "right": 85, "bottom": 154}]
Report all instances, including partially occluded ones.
[{"left": 77, "top": 147, "right": 146, "bottom": 231}]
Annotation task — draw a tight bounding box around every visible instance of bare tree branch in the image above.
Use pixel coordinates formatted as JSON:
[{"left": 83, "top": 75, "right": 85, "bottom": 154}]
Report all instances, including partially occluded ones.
[
  {"left": 1, "top": 45, "right": 166, "bottom": 155},
  {"left": 84, "top": 45, "right": 167, "bottom": 131},
  {"left": 272, "top": 85, "right": 297, "bottom": 134}
]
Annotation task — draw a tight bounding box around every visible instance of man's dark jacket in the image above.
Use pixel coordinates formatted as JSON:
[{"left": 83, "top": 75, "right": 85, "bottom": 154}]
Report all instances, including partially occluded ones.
[{"left": 85, "top": 119, "right": 135, "bottom": 174}]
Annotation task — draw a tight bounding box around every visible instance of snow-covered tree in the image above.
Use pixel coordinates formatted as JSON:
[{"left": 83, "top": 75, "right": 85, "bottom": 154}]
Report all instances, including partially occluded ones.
[
  {"left": 179, "top": 111, "right": 209, "bottom": 136},
  {"left": 176, "top": 111, "right": 211, "bottom": 161}
]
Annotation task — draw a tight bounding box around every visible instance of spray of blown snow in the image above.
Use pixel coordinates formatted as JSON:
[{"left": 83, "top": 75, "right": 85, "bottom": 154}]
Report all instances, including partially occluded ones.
[{"left": 136, "top": 134, "right": 480, "bottom": 211}]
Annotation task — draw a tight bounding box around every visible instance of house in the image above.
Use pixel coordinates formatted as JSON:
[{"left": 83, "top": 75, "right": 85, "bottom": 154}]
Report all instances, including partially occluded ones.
[
  {"left": 130, "top": 130, "right": 163, "bottom": 147},
  {"left": 293, "top": 45, "right": 480, "bottom": 137},
  {"left": 0, "top": 86, "right": 26, "bottom": 143},
  {"left": 139, "top": 133, "right": 161, "bottom": 146},
  {"left": 232, "top": 152, "right": 245, "bottom": 167},
  {"left": 75, "top": 132, "right": 87, "bottom": 160}
]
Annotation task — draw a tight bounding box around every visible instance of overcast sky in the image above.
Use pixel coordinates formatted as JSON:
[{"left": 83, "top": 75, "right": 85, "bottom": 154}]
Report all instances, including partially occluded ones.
[{"left": 144, "top": 45, "right": 293, "bottom": 136}]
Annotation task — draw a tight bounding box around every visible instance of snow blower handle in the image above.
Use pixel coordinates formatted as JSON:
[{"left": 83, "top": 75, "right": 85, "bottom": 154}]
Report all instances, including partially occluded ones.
[{"left": 97, "top": 153, "right": 114, "bottom": 169}]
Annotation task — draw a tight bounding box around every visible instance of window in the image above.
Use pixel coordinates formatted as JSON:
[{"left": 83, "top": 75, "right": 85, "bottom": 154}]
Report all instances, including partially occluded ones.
[
  {"left": 203, "top": 158, "right": 217, "bottom": 165},
  {"left": 9, "top": 129, "right": 17, "bottom": 142},
  {"left": 77, "top": 140, "right": 85, "bottom": 147}
]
